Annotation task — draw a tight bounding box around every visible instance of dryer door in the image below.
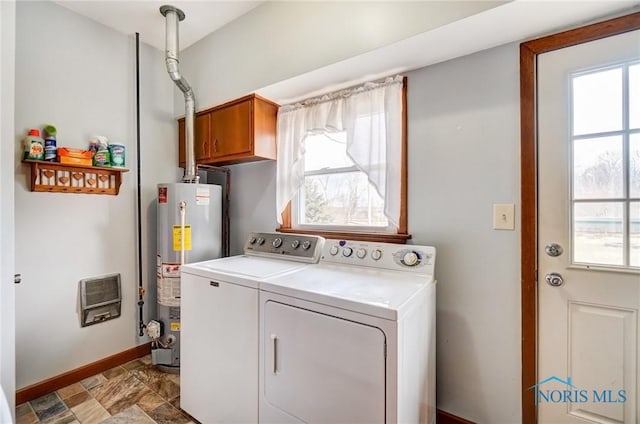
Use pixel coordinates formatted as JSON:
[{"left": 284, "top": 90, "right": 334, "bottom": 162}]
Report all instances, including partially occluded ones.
[{"left": 263, "top": 300, "right": 386, "bottom": 423}]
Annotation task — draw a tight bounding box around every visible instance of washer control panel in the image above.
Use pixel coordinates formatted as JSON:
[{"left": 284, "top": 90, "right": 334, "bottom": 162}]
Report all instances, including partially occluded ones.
[
  {"left": 244, "top": 232, "right": 325, "bottom": 263},
  {"left": 322, "top": 239, "right": 436, "bottom": 274}
]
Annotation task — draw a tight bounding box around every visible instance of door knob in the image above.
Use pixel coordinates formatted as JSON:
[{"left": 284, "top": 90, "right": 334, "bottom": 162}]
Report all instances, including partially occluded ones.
[
  {"left": 14, "top": 274, "right": 21, "bottom": 284},
  {"left": 545, "top": 243, "right": 563, "bottom": 257},
  {"left": 545, "top": 272, "right": 564, "bottom": 287}
]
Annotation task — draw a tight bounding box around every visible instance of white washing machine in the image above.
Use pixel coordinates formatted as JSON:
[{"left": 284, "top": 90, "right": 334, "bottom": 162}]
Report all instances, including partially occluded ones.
[
  {"left": 180, "top": 233, "right": 324, "bottom": 424},
  {"left": 259, "top": 239, "right": 436, "bottom": 424}
]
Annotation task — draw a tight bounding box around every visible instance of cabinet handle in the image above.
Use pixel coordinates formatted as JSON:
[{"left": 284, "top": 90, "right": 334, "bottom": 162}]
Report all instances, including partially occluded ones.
[
  {"left": 210, "top": 281, "right": 219, "bottom": 287},
  {"left": 271, "top": 334, "right": 278, "bottom": 374},
  {"left": 213, "top": 139, "right": 218, "bottom": 153}
]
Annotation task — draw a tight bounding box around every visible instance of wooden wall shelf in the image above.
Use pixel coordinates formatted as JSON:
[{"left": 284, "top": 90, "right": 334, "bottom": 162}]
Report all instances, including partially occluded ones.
[{"left": 23, "top": 160, "right": 129, "bottom": 195}]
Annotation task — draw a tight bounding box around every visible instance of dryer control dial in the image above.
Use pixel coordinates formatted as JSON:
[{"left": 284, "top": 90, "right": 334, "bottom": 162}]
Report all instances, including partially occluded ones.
[
  {"left": 342, "top": 247, "right": 353, "bottom": 257},
  {"left": 356, "top": 248, "right": 367, "bottom": 259},
  {"left": 329, "top": 245, "right": 340, "bottom": 256},
  {"left": 272, "top": 237, "right": 283, "bottom": 248},
  {"left": 291, "top": 240, "right": 300, "bottom": 249},
  {"left": 371, "top": 249, "right": 382, "bottom": 261},
  {"left": 257, "top": 237, "right": 265, "bottom": 245},
  {"left": 402, "top": 251, "right": 420, "bottom": 266},
  {"left": 302, "top": 240, "right": 312, "bottom": 250}
]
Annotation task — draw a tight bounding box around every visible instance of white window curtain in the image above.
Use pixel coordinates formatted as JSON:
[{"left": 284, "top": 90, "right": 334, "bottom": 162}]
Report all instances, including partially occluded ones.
[{"left": 276, "top": 75, "right": 404, "bottom": 228}]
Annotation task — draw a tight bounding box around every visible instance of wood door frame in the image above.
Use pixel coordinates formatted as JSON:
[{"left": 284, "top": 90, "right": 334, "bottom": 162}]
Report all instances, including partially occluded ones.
[{"left": 520, "top": 11, "right": 640, "bottom": 424}]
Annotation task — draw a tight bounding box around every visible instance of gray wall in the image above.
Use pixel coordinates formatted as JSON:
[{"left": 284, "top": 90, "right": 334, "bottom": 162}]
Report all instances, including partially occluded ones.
[
  {"left": 227, "top": 161, "right": 278, "bottom": 255},
  {"left": 14, "top": 1, "right": 177, "bottom": 388},
  {"left": 407, "top": 43, "right": 521, "bottom": 423}
]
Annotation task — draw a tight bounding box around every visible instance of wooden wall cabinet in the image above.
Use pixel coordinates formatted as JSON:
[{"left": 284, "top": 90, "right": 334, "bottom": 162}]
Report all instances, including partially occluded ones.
[{"left": 178, "top": 94, "right": 277, "bottom": 167}]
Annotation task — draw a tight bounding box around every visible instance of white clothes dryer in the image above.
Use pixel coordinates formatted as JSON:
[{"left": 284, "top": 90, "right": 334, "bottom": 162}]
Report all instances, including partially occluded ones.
[{"left": 259, "top": 239, "right": 437, "bottom": 424}]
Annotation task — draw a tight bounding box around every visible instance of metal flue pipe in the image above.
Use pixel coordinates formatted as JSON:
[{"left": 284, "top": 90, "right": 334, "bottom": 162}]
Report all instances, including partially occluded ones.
[{"left": 160, "top": 5, "right": 198, "bottom": 183}]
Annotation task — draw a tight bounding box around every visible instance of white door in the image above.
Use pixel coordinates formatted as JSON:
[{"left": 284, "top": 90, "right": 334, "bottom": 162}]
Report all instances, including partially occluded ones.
[
  {"left": 0, "top": 0, "right": 16, "bottom": 421},
  {"left": 538, "top": 30, "right": 640, "bottom": 423},
  {"left": 262, "top": 301, "right": 386, "bottom": 424}
]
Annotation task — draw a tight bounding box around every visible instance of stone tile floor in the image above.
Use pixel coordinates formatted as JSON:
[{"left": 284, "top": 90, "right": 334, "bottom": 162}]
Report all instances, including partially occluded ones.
[{"left": 15, "top": 355, "right": 198, "bottom": 424}]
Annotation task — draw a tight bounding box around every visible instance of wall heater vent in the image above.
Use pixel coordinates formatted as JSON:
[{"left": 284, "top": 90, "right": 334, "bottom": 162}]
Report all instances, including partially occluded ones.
[{"left": 80, "top": 273, "right": 122, "bottom": 327}]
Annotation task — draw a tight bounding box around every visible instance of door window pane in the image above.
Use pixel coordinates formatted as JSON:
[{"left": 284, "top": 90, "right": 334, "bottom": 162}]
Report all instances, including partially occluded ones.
[
  {"left": 630, "top": 63, "right": 640, "bottom": 130},
  {"left": 572, "top": 68, "right": 622, "bottom": 136},
  {"left": 632, "top": 202, "right": 640, "bottom": 267},
  {"left": 573, "top": 136, "right": 623, "bottom": 199},
  {"left": 631, "top": 133, "right": 640, "bottom": 198},
  {"left": 573, "top": 202, "right": 624, "bottom": 266}
]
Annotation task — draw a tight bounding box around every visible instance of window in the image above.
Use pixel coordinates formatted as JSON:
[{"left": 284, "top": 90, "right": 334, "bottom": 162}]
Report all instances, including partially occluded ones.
[
  {"left": 571, "top": 62, "right": 640, "bottom": 268},
  {"left": 294, "top": 132, "right": 390, "bottom": 230},
  {"left": 276, "top": 76, "right": 408, "bottom": 243}
]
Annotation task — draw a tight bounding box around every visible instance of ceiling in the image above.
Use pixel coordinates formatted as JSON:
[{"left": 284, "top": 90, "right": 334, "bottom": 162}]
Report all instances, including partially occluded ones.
[{"left": 54, "top": 1, "right": 264, "bottom": 51}]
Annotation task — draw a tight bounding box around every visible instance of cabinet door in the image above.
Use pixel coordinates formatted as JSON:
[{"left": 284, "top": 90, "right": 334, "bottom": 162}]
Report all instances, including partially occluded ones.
[
  {"left": 177, "top": 114, "right": 211, "bottom": 166},
  {"left": 181, "top": 273, "right": 258, "bottom": 423},
  {"left": 211, "top": 99, "right": 252, "bottom": 159},
  {"left": 263, "top": 301, "right": 386, "bottom": 423},
  {"left": 194, "top": 113, "right": 211, "bottom": 161}
]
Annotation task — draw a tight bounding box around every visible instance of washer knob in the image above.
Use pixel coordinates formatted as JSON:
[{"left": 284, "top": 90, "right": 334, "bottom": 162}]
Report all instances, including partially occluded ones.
[
  {"left": 371, "top": 249, "right": 382, "bottom": 261},
  {"left": 272, "top": 237, "right": 283, "bottom": 248},
  {"left": 356, "top": 248, "right": 367, "bottom": 259},
  {"left": 329, "top": 245, "right": 339, "bottom": 256},
  {"left": 302, "top": 240, "right": 312, "bottom": 250},
  {"left": 249, "top": 237, "right": 257, "bottom": 245},
  {"left": 291, "top": 240, "right": 300, "bottom": 249},
  {"left": 402, "top": 251, "right": 420, "bottom": 266},
  {"left": 257, "top": 237, "right": 265, "bottom": 245},
  {"left": 342, "top": 247, "right": 353, "bottom": 257}
]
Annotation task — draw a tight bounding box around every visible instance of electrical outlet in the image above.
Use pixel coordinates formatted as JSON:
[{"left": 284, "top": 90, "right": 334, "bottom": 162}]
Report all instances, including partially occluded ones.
[{"left": 493, "top": 203, "right": 515, "bottom": 230}]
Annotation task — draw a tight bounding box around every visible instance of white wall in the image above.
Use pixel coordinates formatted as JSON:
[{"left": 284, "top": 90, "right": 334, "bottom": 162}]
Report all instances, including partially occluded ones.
[
  {"left": 177, "top": 1, "right": 503, "bottom": 113},
  {"left": 0, "top": 0, "right": 16, "bottom": 418},
  {"left": 407, "top": 44, "right": 521, "bottom": 423},
  {"left": 14, "top": 1, "right": 176, "bottom": 389}
]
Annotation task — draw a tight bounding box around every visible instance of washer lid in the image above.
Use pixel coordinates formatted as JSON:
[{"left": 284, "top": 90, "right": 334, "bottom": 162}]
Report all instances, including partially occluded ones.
[
  {"left": 181, "top": 256, "right": 310, "bottom": 288},
  {"left": 262, "top": 263, "right": 434, "bottom": 320}
]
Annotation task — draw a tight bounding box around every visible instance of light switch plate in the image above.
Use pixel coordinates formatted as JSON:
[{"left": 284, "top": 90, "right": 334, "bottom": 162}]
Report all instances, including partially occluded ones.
[{"left": 493, "top": 203, "right": 515, "bottom": 230}]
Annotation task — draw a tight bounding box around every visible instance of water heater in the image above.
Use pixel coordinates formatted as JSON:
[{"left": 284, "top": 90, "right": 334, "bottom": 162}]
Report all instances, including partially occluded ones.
[{"left": 154, "top": 182, "right": 222, "bottom": 370}]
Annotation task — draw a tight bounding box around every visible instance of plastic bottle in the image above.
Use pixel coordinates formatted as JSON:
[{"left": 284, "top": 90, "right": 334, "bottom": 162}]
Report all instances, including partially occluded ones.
[
  {"left": 43, "top": 125, "right": 57, "bottom": 162},
  {"left": 23, "top": 129, "right": 45, "bottom": 161},
  {"left": 90, "top": 135, "right": 110, "bottom": 167}
]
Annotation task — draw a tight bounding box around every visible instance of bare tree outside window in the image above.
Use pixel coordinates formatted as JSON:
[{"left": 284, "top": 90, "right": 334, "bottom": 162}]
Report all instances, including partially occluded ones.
[{"left": 296, "top": 133, "right": 389, "bottom": 230}]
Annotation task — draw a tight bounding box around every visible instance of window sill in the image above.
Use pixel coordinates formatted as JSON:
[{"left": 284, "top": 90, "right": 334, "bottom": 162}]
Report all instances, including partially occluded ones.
[{"left": 277, "top": 227, "right": 411, "bottom": 244}]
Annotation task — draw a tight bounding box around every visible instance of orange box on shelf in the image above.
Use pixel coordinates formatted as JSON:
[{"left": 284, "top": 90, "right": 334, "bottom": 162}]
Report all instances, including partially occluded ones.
[{"left": 57, "top": 147, "right": 92, "bottom": 166}]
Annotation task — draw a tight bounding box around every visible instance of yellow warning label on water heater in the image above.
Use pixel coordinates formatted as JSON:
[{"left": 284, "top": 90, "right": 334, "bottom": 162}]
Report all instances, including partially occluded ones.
[
  {"left": 170, "top": 322, "right": 181, "bottom": 332},
  {"left": 172, "top": 225, "right": 192, "bottom": 251}
]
